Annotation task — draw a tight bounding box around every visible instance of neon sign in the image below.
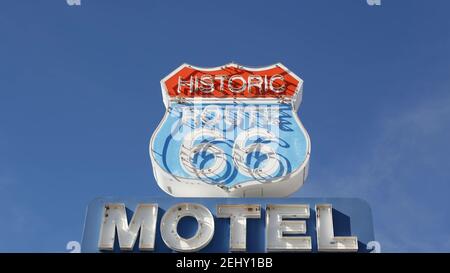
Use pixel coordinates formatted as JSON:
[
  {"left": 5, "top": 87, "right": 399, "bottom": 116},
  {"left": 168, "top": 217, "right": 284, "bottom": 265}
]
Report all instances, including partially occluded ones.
[
  {"left": 80, "top": 64, "right": 376, "bottom": 254},
  {"left": 81, "top": 198, "right": 375, "bottom": 253},
  {"left": 150, "top": 63, "right": 311, "bottom": 197}
]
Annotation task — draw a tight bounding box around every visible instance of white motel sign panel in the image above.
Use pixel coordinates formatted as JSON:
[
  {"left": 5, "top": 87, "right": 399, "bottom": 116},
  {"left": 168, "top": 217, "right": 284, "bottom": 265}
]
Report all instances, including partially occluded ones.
[
  {"left": 80, "top": 63, "right": 376, "bottom": 253},
  {"left": 81, "top": 198, "right": 375, "bottom": 253}
]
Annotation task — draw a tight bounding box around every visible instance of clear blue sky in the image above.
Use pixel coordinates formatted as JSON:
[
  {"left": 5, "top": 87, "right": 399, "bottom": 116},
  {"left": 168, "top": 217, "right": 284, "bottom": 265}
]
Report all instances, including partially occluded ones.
[{"left": 1, "top": 0, "right": 450, "bottom": 252}]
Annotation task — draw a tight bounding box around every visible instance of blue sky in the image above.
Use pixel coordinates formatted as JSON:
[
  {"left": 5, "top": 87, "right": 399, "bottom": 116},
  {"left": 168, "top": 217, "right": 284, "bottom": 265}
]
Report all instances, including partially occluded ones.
[{"left": 0, "top": 0, "right": 450, "bottom": 252}]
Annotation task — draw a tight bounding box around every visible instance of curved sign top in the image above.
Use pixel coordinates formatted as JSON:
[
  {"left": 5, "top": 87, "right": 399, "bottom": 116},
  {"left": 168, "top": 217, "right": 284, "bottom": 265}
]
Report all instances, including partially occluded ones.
[{"left": 160, "top": 63, "right": 304, "bottom": 110}]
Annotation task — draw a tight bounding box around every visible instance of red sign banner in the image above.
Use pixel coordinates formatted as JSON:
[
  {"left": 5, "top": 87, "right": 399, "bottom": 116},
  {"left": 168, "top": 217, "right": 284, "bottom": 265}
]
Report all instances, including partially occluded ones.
[{"left": 161, "top": 63, "right": 302, "bottom": 99}]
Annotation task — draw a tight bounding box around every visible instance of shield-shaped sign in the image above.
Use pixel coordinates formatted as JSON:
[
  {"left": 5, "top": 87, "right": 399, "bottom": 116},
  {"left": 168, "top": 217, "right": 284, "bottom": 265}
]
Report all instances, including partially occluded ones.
[{"left": 150, "top": 63, "right": 310, "bottom": 197}]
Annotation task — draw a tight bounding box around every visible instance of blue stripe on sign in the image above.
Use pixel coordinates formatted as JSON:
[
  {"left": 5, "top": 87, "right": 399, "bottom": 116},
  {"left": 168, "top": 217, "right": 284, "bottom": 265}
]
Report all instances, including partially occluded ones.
[{"left": 151, "top": 103, "right": 308, "bottom": 187}]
